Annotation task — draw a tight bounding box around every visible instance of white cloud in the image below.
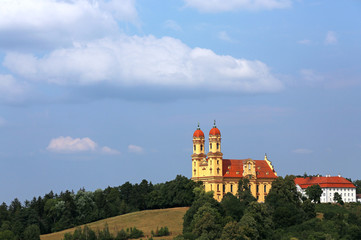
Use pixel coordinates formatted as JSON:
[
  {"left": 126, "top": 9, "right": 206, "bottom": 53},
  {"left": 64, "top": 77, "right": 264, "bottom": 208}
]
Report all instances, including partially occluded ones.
[
  {"left": 293, "top": 148, "right": 313, "bottom": 154},
  {"left": 101, "top": 146, "right": 120, "bottom": 155},
  {"left": 218, "top": 31, "right": 235, "bottom": 42},
  {"left": 0, "top": 0, "right": 137, "bottom": 48},
  {"left": 128, "top": 144, "right": 144, "bottom": 154},
  {"left": 47, "top": 136, "right": 97, "bottom": 153},
  {"left": 184, "top": 0, "right": 291, "bottom": 12},
  {"left": 0, "top": 74, "right": 27, "bottom": 103},
  {"left": 4, "top": 35, "right": 283, "bottom": 93},
  {"left": 164, "top": 20, "right": 182, "bottom": 32},
  {"left": 325, "top": 31, "right": 337, "bottom": 45},
  {"left": 47, "top": 136, "right": 120, "bottom": 154}
]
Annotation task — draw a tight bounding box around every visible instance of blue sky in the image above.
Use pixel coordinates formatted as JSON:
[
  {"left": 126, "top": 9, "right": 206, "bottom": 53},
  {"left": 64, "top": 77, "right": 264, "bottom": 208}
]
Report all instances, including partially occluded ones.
[{"left": 0, "top": 0, "right": 361, "bottom": 204}]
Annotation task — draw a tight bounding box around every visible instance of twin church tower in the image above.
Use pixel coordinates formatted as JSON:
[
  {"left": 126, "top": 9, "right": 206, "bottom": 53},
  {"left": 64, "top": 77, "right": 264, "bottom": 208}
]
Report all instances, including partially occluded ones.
[{"left": 191, "top": 121, "right": 277, "bottom": 202}]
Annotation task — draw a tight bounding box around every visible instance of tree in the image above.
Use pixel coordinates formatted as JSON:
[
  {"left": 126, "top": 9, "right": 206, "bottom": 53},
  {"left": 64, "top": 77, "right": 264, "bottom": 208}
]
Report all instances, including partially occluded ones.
[
  {"left": 237, "top": 178, "right": 256, "bottom": 204},
  {"left": 305, "top": 184, "right": 323, "bottom": 203},
  {"left": 221, "top": 193, "right": 244, "bottom": 221},
  {"left": 353, "top": 180, "right": 361, "bottom": 194},
  {"left": 220, "top": 221, "right": 242, "bottom": 240},
  {"left": 191, "top": 202, "right": 222, "bottom": 240},
  {"left": 183, "top": 187, "right": 224, "bottom": 234},
  {"left": 333, "top": 192, "right": 344, "bottom": 205},
  {"left": 23, "top": 224, "right": 40, "bottom": 240},
  {"left": 265, "top": 175, "right": 305, "bottom": 228}
]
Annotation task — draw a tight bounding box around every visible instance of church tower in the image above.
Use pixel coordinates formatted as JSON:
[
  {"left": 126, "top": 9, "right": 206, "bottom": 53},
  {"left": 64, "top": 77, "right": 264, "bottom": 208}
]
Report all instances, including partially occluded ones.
[
  {"left": 207, "top": 121, "right": 223, "bottom": 177},
  {"left": 191, "top": 123, "right": 205, "bottom": 179}
]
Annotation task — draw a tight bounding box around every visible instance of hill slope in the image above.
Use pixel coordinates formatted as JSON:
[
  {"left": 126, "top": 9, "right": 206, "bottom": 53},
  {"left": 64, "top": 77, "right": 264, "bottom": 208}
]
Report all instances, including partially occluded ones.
[{"left": 40, "top": 207, "right": 189, "bottom": 240}]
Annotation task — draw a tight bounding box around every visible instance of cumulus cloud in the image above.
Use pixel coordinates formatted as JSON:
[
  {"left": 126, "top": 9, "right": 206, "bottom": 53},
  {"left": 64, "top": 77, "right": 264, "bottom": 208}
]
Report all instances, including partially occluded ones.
[
  {"left": 47, "top": 136, "right": 119, "bottom": 154},
  {"left": 0, "top": 74, "right": 27, "bottom": 103},
  {"left": 0, "top": 0, "right": 137, "bottom": 49},
  {"left": 184, "top": 0, "right": 291, "bottom": 12},
  {"left": 128, "top": 144, "right": 144, "bottom": 154},
  {"left": 4, "top": 35, "right": 283, "bottom": 93},
  {"left": 293, "top": 148, "right": 313, "bottom": 154},
  {"left": 325, "top": 31, "right": 337, "bottom": 45}
]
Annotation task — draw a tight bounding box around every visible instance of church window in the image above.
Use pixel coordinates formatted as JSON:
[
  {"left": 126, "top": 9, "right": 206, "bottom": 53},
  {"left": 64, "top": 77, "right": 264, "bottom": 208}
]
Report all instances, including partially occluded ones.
[
  {"left": 217, "top": 160, "right": 219, "bottom": 165},
  {"left": 217, "top": 168, "right": 220, "bottom": 174},
  {"left": 248, "top": 164, "right": 251, "bottom": 170},
  {"left": 264, "top": 185, "right": 267, "bottom": 193},
  {"left": 200, "top": 145, "right": 203, "bottom": 151},
  {"left": 231, "top": 185, "right": 233, "bottom": 192},
  {"left": 217, "top": 143, "right": 219, "bottom": 149},
  {"left": 194, "top": 145, "right": 196, "bottom": 151},
  {"left": 223, "top": 185, "right": 225, "bottom": 192}
]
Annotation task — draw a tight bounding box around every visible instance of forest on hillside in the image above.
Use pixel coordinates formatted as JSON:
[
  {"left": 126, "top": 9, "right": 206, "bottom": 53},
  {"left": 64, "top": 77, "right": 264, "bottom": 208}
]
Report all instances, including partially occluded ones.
[
  {"left": 0, "top": 175, "right": 201, "bottom": 240},
  {"left": 1, "top": 176, "right": 361, "bottom": 240}
]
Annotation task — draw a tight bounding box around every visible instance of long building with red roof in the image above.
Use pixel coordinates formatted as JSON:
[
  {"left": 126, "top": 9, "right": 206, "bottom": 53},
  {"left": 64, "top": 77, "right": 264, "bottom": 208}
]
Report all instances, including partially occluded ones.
[
  {"left": 294, "top": 176, "right": 356, "bottom": 203},
  {"left": 191, "top": 122, "right": 277, "bottom": 202}
]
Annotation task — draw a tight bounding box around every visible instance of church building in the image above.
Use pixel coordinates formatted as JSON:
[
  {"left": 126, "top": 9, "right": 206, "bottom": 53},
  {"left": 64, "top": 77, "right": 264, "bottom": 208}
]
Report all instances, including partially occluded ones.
[{"left": 191, "top": 122, "right": 278, "bottom": 202}]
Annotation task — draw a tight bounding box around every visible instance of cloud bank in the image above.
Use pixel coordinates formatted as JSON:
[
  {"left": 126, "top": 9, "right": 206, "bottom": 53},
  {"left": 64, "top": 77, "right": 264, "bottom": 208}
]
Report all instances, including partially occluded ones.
[
  {"left": 47, "top": 136, "right": 119, "bottom": 154},
  {"left": 4, "top": 35, "right": 283, "bottom": 93},
  {"left": 184, "top": 0, "right": 291, "bottom": 12},
  {"left": 0, "top": 0, "right": 137, "bottom": 49}
]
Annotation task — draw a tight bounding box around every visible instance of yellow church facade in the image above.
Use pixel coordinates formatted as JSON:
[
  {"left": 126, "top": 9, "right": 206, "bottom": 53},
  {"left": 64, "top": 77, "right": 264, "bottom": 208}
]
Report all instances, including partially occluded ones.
[{"left": 191, "top": 122, "right": 278, "bottom": 202}]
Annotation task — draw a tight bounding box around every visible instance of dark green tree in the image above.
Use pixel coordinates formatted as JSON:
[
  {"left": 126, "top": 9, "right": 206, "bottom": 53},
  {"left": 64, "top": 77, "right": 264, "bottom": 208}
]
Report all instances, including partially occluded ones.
[
  {"left": 221, "top": 193, "right": 244, "bottom": 221},
  {"left": 333, "top": 192, "right": 344, "bottom": 205},
  {"left": 23, "top": 224, "right": 40, "bottom": 240},
  {"left": 305, "top": 184, "right": 323, "bottom": 203},
  {"left": 191, "top": 202, "right": 222, "bottom": 240},
  {"left": 265, "top": 175, "right": 305, "bottom": 228}
]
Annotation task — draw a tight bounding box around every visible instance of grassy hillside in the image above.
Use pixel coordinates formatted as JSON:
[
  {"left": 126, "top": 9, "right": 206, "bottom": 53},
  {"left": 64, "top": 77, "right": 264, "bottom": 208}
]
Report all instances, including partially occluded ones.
[{"left": 40, "top": 207, "right": 189, "bottom": 240}]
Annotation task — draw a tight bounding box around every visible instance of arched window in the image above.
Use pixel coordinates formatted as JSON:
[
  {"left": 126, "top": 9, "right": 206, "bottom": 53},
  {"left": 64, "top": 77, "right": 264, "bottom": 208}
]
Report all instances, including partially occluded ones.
[
  {"left": 217, "top": 184, "right": 219, "bottom": 191},
  {"left": 217, "top": 168, "right": 220, "bottom": 174},
  {"left": 264, "top": 185, "right": 267, "bottom": 193},
  {"left": 194, "top": 161, "right": 196, "bottom": 166},
  {"left": 193, "top": 169, "right": 196, "bottom": 175},
  {"left": 248, "top": 163, "right": 251, "bottom": 170},
  {"left": 200, "top": 145, "right": 203, "bottom": 151},
  {"left": 217, "top": 143, "right": 219, "bottom": 149},
  {"left": 194, "top": 145, "right": 196, "bottom": 151},
  {"left": 210, "top": 168, "right": 212, "bottom": 174},
  {"left": 231, "top": 185, "right": 233, "bottom": 192},
  {"left": 210, "top": 143, "right": 212, "bottom": 149}
]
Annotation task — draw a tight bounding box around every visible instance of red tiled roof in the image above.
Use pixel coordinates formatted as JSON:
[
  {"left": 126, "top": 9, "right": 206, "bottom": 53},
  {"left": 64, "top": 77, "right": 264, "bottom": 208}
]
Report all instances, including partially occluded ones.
[
  {"left": 222, "top": 159, "right": 277, "bottom": 179},
  {"left": 193, "top": 129, "right": 204, "bottom": 137},
  {"left": 294, "top": 176, "right": 355, "bottom": 189},
  {"left": 209, "top": 127, "right": 221, "bottom": 136}
]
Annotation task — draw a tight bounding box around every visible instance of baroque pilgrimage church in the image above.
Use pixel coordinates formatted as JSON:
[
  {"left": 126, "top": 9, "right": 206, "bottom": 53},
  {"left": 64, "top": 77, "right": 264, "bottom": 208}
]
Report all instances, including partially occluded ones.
[{"left": 191, "top": 122, "right": 278, "bottom": 202}]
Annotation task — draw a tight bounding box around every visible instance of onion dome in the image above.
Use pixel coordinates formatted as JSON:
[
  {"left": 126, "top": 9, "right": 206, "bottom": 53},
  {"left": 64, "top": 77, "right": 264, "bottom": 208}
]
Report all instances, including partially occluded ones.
[
  {"left": 193, "top": 123, "right": 204, "bottom": 137},
  {"left": 209, "top": 120, "right": 221, "bottom": 136}
]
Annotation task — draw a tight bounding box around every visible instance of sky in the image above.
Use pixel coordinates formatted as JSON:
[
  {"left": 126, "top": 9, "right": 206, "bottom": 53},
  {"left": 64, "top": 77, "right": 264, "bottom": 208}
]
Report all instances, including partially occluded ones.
[{"left": 0, "top": 0, "right": 361, "bottom": 204}]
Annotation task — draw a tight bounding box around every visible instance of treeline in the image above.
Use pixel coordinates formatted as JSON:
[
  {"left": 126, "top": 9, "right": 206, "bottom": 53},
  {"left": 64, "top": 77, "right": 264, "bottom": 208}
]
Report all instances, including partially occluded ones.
[
  {"left": 0, "top": 175, "right": 201, "bottom": 240},
  {"left": 176, "top": 176, "right": 361, "bottom": 240}
]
